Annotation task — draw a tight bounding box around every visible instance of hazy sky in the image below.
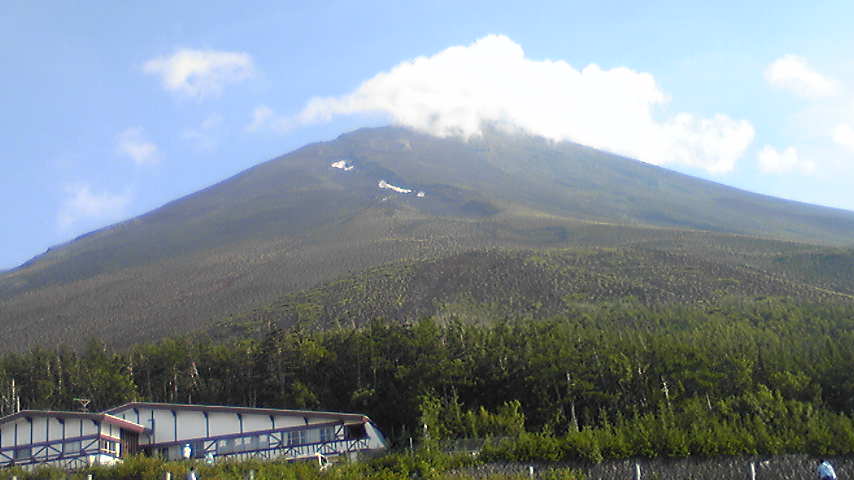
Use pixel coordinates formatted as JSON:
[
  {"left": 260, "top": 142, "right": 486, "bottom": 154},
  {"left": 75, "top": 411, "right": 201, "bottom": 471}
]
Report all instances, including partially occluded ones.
[{"left": 2, "top": 1, "right": 854, "bottom": 270}]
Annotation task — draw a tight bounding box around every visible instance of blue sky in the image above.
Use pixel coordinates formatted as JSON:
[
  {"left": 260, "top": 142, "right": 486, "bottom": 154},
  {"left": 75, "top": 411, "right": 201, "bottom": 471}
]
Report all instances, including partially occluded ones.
[{"left": 2, "top": 1, "right": 854, "bottom": 270}]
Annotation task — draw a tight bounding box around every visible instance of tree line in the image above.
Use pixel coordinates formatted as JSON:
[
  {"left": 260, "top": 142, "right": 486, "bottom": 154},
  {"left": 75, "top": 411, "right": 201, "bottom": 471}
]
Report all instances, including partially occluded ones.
[{"left": 3, "top": 298, "right": 854, "bottom": 459}]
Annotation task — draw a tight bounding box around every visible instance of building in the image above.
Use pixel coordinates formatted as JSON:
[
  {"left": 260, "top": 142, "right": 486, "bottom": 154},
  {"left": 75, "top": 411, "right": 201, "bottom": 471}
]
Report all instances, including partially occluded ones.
[
  {"left": 0, "top": 403, "right": 387, "bottom": 470},
  {"left": 0, "top": 410, "right": 146, "bottom": 470}
]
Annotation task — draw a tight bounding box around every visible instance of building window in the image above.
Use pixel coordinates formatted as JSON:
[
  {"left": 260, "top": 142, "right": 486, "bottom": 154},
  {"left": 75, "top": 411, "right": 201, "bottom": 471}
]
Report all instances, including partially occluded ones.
[
  {"left": 14, "top": 447, "right": 31, "bottom": 460},
  {"left": 64, "top": 441, "right": 82, "bottom": 453},
  {"left": 101, "top": 440, "right": 119, "bottom": 455},
  {"left": 346, "top": 424, "right": 367, "bottom": 439},
  {"left": 217, "top": 438, "right": 235, "bottom": 454},
  {"left": 193, "top": 440, "right": 206, "bottom": 458},
  {"left": 320, "top": 426, "right": 335, "bottom": 442},
  {"left": 287, "top": 430, "right": 307, "bottom": 446}
]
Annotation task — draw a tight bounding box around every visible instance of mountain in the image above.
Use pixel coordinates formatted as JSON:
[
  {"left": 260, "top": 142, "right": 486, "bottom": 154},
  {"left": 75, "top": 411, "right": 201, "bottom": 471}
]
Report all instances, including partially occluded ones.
[{"left": 2, "top": 126, "right": 854, "bottom": 350}]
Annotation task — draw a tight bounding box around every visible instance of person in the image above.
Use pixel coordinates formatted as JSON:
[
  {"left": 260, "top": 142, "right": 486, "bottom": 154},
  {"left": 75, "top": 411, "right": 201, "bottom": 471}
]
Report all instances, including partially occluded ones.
[
  {"left": 186, "top": 466, "right": 198, "bottom": 480},
  {"left": 818, "top": 459, "right": 837, "bottom": 480}
]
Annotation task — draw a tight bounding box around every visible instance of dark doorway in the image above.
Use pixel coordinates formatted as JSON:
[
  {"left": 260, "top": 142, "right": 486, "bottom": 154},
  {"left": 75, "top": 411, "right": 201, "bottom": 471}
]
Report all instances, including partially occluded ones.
[{"left": 120, "top": 429, "right": 139, "bottom": 458}]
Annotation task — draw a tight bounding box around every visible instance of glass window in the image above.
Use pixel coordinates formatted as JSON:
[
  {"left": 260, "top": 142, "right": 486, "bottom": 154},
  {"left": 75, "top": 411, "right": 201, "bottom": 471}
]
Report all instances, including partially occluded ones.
[
  {"left": 287, "top": 430, "right": 307, "bottom": 446},
  {"left": 64, "top": 440, "right": 82, "bottom": 453},
  {"left": 320, "top": 426, "right": 335, "bottom": 442},
  {"left": 14, "top": 447, "right": 31, "bottom": 460},
  {"left": 101, "top": 440, "right": 118, "bottom": 455},
  {"left": 218, "top": 438, "right": 235, "bottom": 454},
  {"left": 346, "top": 424, "right": 367, "bottom": 439}
]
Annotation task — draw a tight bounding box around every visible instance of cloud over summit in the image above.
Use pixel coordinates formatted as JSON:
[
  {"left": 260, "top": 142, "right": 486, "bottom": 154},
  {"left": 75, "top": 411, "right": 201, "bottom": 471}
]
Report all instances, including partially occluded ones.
[{"left": 291, "top": 35, "right": 754, "bottom": 174}]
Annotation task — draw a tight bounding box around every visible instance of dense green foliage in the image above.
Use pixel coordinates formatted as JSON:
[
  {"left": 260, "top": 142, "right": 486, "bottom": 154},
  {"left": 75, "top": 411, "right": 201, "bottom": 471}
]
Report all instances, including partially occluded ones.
[
  {"left": 0, "top": 450, "right": 572, "bottom": 480},
  {"left": 4, "top": 299, "right": 854, "bottom": 461}
]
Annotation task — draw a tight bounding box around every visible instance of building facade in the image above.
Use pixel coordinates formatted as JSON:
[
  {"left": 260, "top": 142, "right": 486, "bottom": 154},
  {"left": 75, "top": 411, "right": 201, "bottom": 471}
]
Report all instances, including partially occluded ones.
[
  {"left": 0, "top": 403, "right": 387, "bottom": 470},
  {"left": 0, "top": 410, "right": 145, "bottom": 470}
]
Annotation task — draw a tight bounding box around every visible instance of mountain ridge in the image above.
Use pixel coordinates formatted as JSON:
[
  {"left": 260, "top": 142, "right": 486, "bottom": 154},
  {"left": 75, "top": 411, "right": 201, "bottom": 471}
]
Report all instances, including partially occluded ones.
[{"left": 2, "top": 126, "right": 854, "bottom": 350}]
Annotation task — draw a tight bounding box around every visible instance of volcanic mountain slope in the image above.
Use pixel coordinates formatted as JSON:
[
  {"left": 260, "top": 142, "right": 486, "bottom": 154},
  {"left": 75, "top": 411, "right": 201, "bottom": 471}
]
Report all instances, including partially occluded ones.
[
  {"left": 215, "top": 246, "right": 854, "bottom": 338},
  {"left": 2, "top": 126, "right": 854, "bottom": 350}
]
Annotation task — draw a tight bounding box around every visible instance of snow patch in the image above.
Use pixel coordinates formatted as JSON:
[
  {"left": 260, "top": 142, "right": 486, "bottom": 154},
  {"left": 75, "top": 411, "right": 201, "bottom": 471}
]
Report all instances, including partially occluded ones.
[
  {"left": 416, "top": 191, "right": 425, "bottom": 198},
  {"left": 378, "top": 180, "right": 412, "bottom": 194},
  {"left": 330, "top": 160, "right": 354, "bottom": 171}
]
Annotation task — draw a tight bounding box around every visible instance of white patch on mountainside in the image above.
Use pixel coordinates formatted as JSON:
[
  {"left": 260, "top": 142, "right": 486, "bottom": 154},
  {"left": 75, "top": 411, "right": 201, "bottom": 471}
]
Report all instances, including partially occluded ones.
[
  {"left": 330, "top": 160, "right": 354, "bottom": 171},
  {"left": 416, "top": 191, "right": 425, "bottom": 198},
  {"left": 378, "top": 180, "right": 412, "bottom": 194}
]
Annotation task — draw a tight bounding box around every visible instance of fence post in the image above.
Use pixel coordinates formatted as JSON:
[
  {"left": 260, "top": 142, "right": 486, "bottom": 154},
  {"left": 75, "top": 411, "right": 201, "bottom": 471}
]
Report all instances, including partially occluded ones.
[
  {"left": 528, "top": 465, "right": 534, "bottom": 478},
  {"left": 164, "top": 472, "right": 172, "bottom": 480},
  {"left": 750, "top": 462, "right": 756, "bottom": 480},
  {"left": 87, "top": 475, "right": 93, "bottom": 480},
  {"left": 634, "top": 463, "right": 641, "bottom": 480}
]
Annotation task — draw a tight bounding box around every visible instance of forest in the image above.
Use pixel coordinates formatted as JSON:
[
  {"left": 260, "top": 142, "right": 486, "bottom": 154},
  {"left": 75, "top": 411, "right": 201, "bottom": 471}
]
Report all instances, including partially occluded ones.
[{"left": 3, "top": 298, "right": 854, "bottom": 462}]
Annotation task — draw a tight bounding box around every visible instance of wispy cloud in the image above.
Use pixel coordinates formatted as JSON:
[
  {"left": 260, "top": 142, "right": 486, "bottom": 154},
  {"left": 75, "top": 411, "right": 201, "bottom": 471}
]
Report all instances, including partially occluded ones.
[
  {"left": 57, "top": 184, "right": 132, "bottom": 230},
  {"left": 143, "top": 48, "right": 254, "bottom": 99},
  {"left": 116, "top": 127, "right": 159, "bottom": 165},
  {"left": 245, "top": 105, "right": 294, "bottom": 133},
  {"left": 757, "top": 145, "right": 815, "bottom": 174},
  {"left": 285, "top": 35, "right": 753, "bottom": 174},
  {"left": 833, "top": 123, "right": 854, "bottom": 153},
  {"left": 765, "top": 55, "right": 839, "bottom": 98},
  {"left": 183, "top": 114, "right": 224, "bottom": 152},
  {"left": 763, "top": 55, "right": 853, "bottom": 174}
]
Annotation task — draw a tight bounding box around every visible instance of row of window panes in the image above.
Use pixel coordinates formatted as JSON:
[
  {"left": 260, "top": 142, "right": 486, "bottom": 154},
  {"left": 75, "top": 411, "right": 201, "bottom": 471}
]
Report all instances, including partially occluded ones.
[
  {"left": 100, "top": 440, "right": 118, "bottom": 454},
  {"left": 11, "top": 439, "right": 86, "bottom": 460},
  {"left": 214, "top": 427, "right": 339, "bottom": 455}
]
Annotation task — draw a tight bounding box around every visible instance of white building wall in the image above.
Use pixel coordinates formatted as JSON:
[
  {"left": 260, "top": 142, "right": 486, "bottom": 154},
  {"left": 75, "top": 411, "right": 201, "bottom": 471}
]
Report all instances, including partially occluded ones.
[
  {"left": 272, "top": 414, "right": 304, "bottom": 428},
  {"left": 31, "top": 417, "right": 46, "bottom": 444},
  {"left": 365, "top": 423, "right": 387, "bottom": 450},
  {"left": 207, "top": 412, "right": 240, "bottom": 436},
  {"left": 2, "top": 421, "right": 16, "bottom": 448},
  {"left": 75, "top": 418, "right": 99, "bottom": 437},
  {"left": 242, "top": 413, "right": 275, "bottom": 433},
  {"left": 152, "top": 409, "right": 176, "bottom": 443},
  {"left": 115, "top": 408, "right": 141, "bottom": 425},
  {"left": 176, "top": 411, "right": 206, "bottom": 439},
  {"left": 306, "top": 416, "right": 331, "bottom": 425}
]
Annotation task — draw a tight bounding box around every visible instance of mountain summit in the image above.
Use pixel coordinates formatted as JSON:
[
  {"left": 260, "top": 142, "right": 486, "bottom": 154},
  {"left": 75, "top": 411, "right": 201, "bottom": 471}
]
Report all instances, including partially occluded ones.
[{"left": 2, "top": 126, "right": 853, "bottom": 349}]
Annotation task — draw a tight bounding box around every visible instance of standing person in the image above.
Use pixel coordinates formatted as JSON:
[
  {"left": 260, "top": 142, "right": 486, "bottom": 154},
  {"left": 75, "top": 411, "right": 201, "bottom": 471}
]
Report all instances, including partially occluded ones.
[
  {"left": 186, "top": 466, "right": 198, "bottom": 480},
  {"left": 818, "top": 459, "right": 837, "bottom": 480}
]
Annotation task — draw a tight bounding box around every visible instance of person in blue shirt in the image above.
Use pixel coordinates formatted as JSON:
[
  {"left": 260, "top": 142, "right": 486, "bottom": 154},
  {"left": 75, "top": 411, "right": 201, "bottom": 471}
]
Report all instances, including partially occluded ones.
[{"left": 818, "top": 459, "right": 837, "bottom": 480}]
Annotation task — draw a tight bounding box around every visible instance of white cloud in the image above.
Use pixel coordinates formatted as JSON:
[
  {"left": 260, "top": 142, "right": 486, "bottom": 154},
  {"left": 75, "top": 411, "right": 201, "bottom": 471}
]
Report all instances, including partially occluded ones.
[
  {"left": 765, "top": 55, "right": 838, "bottom": 98},
  {"left": 245, "top": 105, "right": 294, "bottom": 133},
  {"left": 58, "top": 184, "right": 132, "bottom": 230},
  {"left": 246, "top": 105, "right": 273, "bottom": 131},
  {"left": 143, "top": 48, "right": 254, "bottom": 99},
  {"left": 116, "top": 127, "right": 159, "bottom": 165},
  {"left": 289, "top": 35, "right": 754, "bottom": 174},
  {"left": 183, "top": 114, "right": 224, "bottom": 152},
  {"left": 757, "top": 145, "right": 816, "bottom": 174},
  {"left": 833, "top": 123, "right": 854, "bottom": 153}
]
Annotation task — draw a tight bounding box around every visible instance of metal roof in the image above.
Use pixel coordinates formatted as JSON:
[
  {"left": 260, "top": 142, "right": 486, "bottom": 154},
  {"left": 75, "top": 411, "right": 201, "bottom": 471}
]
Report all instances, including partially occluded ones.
[{"left": 105, "top": 402, "right": 371, "bottom": 423}]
